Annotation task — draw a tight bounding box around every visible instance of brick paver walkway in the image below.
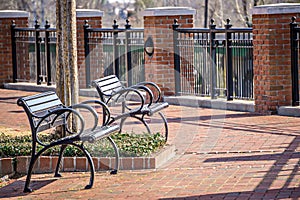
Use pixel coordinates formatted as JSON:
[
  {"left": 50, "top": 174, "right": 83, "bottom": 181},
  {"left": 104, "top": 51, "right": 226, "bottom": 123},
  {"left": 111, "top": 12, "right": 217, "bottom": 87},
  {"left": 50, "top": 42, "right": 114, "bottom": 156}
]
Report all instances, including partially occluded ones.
[{"left": 0, "top": 89, "right": 300, "bottom": 199}]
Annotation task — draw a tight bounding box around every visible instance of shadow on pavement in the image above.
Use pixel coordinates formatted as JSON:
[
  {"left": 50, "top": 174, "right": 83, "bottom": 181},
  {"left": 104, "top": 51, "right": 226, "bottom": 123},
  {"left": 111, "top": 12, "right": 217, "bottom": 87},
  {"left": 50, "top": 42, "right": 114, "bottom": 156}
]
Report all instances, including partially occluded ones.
[
  {"left": 0, "top": 179, "right": 56, "bottom": 198},
  {"left": 159, "top": 186, "right": 300, "bottom": 199}
]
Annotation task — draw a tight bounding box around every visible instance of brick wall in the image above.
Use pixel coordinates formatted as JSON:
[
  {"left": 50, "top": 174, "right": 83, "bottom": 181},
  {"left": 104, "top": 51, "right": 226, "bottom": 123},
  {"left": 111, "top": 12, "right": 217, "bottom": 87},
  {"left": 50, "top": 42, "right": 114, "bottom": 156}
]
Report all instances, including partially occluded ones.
[
  {"left": 76, "top": 9, "right": 103, "bottom": 88},
  {"left": 252, "top": 4, "right": 300, "bottom": 114},
  {"left": 0, "top": 10, "right": 102, "bottom": 88},
  {"left": 0, "top": 11, "right": 29, "bottom": 86},
  {"left": 143, "top": 7, "right": 195, "bottom": 96}
]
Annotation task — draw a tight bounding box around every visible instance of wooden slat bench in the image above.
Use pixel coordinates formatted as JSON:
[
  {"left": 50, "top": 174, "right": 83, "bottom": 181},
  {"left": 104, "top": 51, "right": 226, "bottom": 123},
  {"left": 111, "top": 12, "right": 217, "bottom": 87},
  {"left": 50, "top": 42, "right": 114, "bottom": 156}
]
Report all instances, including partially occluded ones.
[
  {"left": 93, "top": 75, "right": 169, "bottom": 141},
  {"left": 17, "top": 91, "right": 120, "bottom": 192}
]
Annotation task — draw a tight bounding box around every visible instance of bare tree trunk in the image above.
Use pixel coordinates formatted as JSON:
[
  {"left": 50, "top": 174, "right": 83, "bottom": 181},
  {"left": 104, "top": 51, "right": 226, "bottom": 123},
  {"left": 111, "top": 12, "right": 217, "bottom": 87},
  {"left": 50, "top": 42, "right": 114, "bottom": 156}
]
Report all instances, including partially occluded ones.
[{"left": 56, "top": 0, "right": 79, "bottom": 132}]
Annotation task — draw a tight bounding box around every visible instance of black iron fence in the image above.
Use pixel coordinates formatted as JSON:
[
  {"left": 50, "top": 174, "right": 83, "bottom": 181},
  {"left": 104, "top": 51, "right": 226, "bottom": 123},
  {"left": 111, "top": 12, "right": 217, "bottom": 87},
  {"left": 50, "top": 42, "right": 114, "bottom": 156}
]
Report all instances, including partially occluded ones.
[
  {"left": 173, "top": 19, "right": 253, "bottom": 100},
  {"left": 290, "top": 17, "right": 300, "bottom": 106},
  {"left": 84, "top": 20, "right": 145, "bottom": 87},
  {"left": 11, "top": 18, "right": 254, "bottom": 100},
  {"left": 11, "top": 20, "right": 56, "bottom": 85},
  {"left": 11, "top": 20, "right": 144, "bottom": 88}
]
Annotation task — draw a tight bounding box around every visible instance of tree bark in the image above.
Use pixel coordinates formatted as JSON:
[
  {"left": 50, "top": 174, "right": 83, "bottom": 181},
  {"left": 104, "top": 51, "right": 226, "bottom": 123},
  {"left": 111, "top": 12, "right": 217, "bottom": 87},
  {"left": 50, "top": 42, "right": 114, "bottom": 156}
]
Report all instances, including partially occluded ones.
[{"left": 56, "top": 0, "right": 79, "bottom": 131}]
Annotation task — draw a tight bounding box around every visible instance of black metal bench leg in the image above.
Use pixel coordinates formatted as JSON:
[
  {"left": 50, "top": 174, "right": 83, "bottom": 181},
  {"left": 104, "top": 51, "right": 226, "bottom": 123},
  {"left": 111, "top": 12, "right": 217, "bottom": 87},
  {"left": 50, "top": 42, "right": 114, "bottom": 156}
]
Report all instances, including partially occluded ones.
[
  {"left": 142, "top": 112, "right": 169, "bottom": 142},
  {"left": 119, "top": 117, "right": 126, "bottom": 133},
  {"left": 80, "top": 146, "right": 95, "bottom": 189},
  {"left": 141, "top": 115, "right": 151, "bottom": 134},
  {"left": 54, "top": 144, "right": 67, "bottom": 177},
  {"left": 158, "top": 111, "right": 169, "bottom": 141},
  {"left": 24, "top": 145, "right": 50, "bottom": 193},
  {"left": 132, "top": 115, "right": 151, "bottom": 134},
  {"left": 23, "top": 156, "right": 36, "bottom": 193},
  {"left": 107, "top": 136, "right": 119, "bottom": 174},
  {"left": 23, "top": 141, "right": 39, "bottom": 193},
  {"left": 120, "top": 115, "right": 151, "bottom": 134}
]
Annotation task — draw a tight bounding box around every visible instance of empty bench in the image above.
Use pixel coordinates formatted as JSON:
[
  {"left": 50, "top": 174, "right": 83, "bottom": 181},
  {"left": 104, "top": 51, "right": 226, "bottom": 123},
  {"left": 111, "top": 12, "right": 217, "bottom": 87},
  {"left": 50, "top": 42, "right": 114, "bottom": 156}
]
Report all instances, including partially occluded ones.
[
  {"left": 17, "top": 91, "right": 120, "bottom": 192},
  {"left": 93, "top": 75, "right": 169, "bottom": 141}
]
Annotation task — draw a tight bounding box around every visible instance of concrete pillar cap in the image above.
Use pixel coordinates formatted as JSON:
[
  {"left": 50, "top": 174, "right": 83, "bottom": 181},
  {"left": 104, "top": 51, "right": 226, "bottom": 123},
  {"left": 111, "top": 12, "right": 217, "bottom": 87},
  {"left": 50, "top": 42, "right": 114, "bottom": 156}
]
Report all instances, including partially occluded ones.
[
  {"left": 252, "top": 3, "right": 300, "bottom": 15},
  {"left": 76, "top": 9, "right": 103, "bottom": 18},
  {"left": 0, "top": 10, "right": 29, "bottom": 18},
  {"left": 143, "top": 7, "right": 196, "bottom": 17}
]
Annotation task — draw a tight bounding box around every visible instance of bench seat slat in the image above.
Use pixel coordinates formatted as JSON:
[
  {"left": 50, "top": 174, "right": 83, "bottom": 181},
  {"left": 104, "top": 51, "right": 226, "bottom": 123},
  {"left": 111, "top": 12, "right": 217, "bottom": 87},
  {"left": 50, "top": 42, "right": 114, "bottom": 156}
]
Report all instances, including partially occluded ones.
[
  {"left": 142, "top": 102, "right": 169, "bottom": 116},
  {"left": 100, "top": 82, "right": 123, "bottom": 94},
  {"left": 94, "top": 77, "right": 119, "bottom": 87},
  {"left": 94, "top": 75, "right": 118, "bottom": 86},
  {"left": 26, "top": 94, "right": 61, "bottom": 107},
  {"left": 81, "top": 125, "right": 119, "bottom": 143},
  {"left": 29, "top": 99, "right": 63, "bottom": 113}
]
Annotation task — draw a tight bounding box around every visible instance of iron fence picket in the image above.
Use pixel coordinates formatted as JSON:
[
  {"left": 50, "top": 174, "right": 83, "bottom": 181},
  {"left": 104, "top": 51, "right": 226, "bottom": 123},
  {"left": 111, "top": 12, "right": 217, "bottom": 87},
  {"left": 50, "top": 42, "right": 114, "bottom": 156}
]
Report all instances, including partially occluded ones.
[
  {"left": 11, "top": 20, "right": 144, "bottom": 88},
  {"left": 84, "top": 21, "right": 144, "bottom": 86},
  {"left": 290, "top": 17, "right": 300, "bottom": 106},
  {"left": 173, "top": 19, "right": 253, "bottom": 100},
  {"left": 11, "top": 21, "right": 56, "bottom": 85}
]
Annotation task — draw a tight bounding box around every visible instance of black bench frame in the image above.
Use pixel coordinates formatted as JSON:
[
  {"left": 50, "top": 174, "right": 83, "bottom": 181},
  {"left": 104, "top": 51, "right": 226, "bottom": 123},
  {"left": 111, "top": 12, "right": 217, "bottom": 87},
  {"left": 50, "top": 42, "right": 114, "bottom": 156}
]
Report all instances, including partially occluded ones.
[
  {"left": 17, "top": 91, "right": 120, "bottom": 192},
  {"left": 93, "top": 75, "right": 169, "bottom": 141}
]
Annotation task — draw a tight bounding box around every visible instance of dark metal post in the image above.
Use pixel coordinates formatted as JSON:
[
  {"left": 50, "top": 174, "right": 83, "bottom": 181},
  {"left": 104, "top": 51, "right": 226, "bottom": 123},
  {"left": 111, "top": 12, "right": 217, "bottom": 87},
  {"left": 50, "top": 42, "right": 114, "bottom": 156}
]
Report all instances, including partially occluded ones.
[
  {"left": 204, "top": 0, "right": 209, "bottom": 28},
  {"left": 83, "top": 20, "right": 91, "bottom": 87},
  {"left": 125, "top": 19, "right": 132, "bottom": 86},
  {"left": 45, "top": 20, "right": 51, "bottom": 86},
  {"left": 225, "top": 19, "right": 233, "bottom": 100},
  {"left": 35, "top": 20, "right": 42, "bottom": 85},
  {"left": 11, "top": 20, "right": 17, "bottom": 83},
  {"left": 209, "top": 19, "right": 217, "bottom": 99},
  {"left": 290, "top": 17, "right": 299, "bottom": 106},
  {"left": 172, "top": 19, "right": 181, "bottom": 96},
  {"left": 113, "top": 20, "right": 120, "bottom": 78}
]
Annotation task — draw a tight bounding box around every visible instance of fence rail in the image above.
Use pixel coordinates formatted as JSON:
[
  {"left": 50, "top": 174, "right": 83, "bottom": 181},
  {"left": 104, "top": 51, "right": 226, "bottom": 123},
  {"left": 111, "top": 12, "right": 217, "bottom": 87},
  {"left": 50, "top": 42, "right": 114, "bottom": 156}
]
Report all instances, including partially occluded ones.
[
  {"left": 11, "top": 20, "right": 56, "bottom": 86},
  {"left": 11, "top": 18, "right": 254, "bottom": 101},
  {"left": 173, "top": 19, "right": 253, "bottom": 100},
  {"left": 11, "top": 20, "right": 145, "bottom": 88},
  {"left": 83, "top": 20, "right": 145, "bottom": 87}
]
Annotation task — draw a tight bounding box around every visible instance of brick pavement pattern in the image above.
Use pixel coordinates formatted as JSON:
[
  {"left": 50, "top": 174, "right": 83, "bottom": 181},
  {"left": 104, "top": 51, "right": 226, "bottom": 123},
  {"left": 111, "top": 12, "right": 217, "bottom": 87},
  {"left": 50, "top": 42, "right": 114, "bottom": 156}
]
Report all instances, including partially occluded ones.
[{"left": 0, "top": 89, "right": 300, "bottom": 199}]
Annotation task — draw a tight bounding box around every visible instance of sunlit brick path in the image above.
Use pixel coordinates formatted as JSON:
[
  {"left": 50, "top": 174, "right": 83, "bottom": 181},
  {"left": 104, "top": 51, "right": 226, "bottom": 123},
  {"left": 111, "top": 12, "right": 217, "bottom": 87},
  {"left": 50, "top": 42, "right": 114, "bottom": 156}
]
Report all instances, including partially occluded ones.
[{"left": 1, "top": 89, "right": 300, "bottom": 199}]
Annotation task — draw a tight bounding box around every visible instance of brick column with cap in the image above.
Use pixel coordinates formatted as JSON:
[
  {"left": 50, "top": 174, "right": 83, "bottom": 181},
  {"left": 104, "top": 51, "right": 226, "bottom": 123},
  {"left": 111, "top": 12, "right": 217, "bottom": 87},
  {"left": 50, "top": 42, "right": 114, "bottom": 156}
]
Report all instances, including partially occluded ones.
[
  {"left": 76, "top": 9, "right": 103, "bottom": 88},
  {"left": 252, "top": 3, "right": 300, "bottom": 114},
  {"left": 0, "top": 10, "right": 29, "bottom": 86},
  {"left": 143, "top": 7, "right": 196, "bottom": 96}
]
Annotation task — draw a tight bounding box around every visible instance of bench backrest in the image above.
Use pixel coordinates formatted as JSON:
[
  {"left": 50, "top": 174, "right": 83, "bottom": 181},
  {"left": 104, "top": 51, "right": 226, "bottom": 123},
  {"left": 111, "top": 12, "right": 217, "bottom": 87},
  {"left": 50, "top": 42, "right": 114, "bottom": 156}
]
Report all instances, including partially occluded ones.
[
  {"left": 17, "top": 91, "right": 65, "bottom": 132},
  {"left": 92, "top": 75, "right": 124, "bottom": 102}
]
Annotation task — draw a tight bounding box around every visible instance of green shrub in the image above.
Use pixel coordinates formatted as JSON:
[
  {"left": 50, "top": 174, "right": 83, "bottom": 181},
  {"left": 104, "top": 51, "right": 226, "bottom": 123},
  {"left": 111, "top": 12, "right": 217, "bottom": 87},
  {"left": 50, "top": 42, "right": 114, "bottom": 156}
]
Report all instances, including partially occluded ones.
[{"left": 0, "top": 132, "right": 166, "bottom": 158}]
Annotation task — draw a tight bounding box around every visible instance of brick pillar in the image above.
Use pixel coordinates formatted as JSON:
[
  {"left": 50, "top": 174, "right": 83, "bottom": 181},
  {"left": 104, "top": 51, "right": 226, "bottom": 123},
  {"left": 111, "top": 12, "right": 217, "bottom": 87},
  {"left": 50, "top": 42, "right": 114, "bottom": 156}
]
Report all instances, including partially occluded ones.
[
  {"left": 143, "top": 7, "right": 195, "bottom": 95},
  {"left": 0, "top": 10, "right": 29, "bottom": 87},
  {"left": 252, "top": 3, "right": 300, "bottom": 114},
  {"left": 76, "top": 9, "right": 103, "bottom": 88}
]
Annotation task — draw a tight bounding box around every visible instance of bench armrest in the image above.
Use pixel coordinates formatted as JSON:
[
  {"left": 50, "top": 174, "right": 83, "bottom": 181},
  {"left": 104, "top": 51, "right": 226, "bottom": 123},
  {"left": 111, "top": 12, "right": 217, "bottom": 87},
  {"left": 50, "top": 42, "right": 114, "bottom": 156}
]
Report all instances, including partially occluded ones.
[
  {"left": 107, "top": 87, "right": 146, "bottom": 115},
  {"left": 136, "top": 81, "right": 162, "bottom": 103},
  {"left": 34, "top": 107, "right": 85, "bottom": 146},
  {"left": 69, "top": 103, "right": 99, "bottom": 131},
  {"left": 76, "top": 99, "right": 112, "bottom": 126},
  {"left": 129, "top": 84, "right": 154, "bottom": 107}
]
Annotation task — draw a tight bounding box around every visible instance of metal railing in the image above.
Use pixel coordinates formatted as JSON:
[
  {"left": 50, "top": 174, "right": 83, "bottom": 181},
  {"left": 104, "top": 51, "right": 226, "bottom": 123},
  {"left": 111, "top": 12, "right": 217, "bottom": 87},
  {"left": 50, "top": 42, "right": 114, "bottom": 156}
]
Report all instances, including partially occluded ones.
[
  {"left": 173, "top": 19, "right": 253, "bottom": 100},
  {"left": 11, "top": 20, "right": 56, "bottom": 85},
  {"left": 11, "top": 19, "right": 144, "bottom": 88},
  {"left": 11, "top": 18, "right": 254, "bottom": 100},
  {"left": 290, "top": 17, "right": 300, "bottom": 106},
  {"left": 84, "top": 20, "right": 145, "bottom": 87}
]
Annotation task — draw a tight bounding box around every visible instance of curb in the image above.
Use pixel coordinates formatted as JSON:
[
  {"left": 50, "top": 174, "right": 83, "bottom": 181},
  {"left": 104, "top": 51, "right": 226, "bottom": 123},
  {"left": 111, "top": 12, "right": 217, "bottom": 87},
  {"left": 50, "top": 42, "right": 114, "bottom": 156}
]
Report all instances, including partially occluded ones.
[
  {"left": 164, "top": 96, "right": 255, "bottom": 112},
  {"left": 5, "top": 83, "right": 300, "bottom": 116},
  {"left": 0, "top": 145, "right": 175, "bottom": 177}
]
